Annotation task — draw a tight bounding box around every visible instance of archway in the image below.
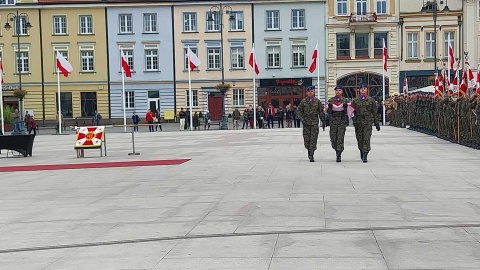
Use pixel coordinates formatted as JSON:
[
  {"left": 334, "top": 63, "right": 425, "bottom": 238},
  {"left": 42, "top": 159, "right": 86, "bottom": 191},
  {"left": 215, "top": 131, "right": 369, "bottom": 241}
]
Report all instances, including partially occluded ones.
[{"left": 336, "top": 72, "right": 389, "bottom": 101}]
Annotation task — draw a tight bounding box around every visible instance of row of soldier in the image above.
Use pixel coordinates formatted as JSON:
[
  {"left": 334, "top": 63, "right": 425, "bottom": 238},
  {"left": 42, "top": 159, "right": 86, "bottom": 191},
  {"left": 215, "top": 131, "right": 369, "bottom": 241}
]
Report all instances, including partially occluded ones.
[{"left": 386, "top": 92, "right": 480, "bottom": 149}]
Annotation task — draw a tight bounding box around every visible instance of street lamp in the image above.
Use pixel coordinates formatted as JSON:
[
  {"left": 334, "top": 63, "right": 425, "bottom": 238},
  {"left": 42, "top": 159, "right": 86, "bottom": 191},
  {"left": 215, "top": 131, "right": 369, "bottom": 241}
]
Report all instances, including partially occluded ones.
[
  {"left": 4, "top": 11, "right": 32, "bottom": 134},
  {"left": 207, "top": 4, "right": 235, "bottom": 130},
  {"left": 421, "top": 0, "right": 449, "bottom": 73}
]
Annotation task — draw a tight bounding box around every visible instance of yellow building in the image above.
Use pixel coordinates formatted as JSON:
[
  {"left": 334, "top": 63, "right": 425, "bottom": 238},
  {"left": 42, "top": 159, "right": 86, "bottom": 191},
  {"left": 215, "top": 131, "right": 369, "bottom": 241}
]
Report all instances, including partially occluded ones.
[
  {"left": 1, "top": 0, "right": 108, "bottom": 124},
  {"left": 173, "top": 2, "right": 253, "bottom": 122}
]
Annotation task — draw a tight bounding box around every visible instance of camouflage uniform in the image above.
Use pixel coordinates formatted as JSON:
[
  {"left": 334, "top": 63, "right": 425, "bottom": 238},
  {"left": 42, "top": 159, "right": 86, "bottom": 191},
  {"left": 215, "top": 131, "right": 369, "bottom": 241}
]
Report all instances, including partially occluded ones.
[
  {"left": 352, "top": 94, "right": 379, "bottom": 162},
  {"left": 327, "top": 95, "right": 348, "bottom": 161},
  {"left": 298, "top": 96, "right": 325, "bottom": 161}
]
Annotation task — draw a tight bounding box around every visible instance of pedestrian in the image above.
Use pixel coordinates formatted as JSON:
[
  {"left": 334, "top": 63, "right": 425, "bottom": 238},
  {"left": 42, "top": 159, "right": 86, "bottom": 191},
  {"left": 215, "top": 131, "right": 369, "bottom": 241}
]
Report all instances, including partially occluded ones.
[
  {"left": 351, "top": 83, "right": 380, "bottom": 163},
  {"left": 94, "top": 110, "right": 102, "bottom": 126},
  {"left": 298, "top": 85, "right": 325, "bottom": 162},
  {"left": 145, "top": 109, "right": 154, "bottom": 132},
  {"left": 28, "top": 116, "right": 37, "bottom": 135},
  {"left": 131, "top": 111, "right": 140, "bottom": 132},
  {"left": 232, "top": 108, "right": 241, "bottom": 129},
  {"left": 155, "top": 108, "right": 162, "bottom": 131},
  {"left": 178, "top": 108, "right": 186, "bottom": 131},
  {"left": 327, "top": 85, "right": 349, "bottom": 162}
]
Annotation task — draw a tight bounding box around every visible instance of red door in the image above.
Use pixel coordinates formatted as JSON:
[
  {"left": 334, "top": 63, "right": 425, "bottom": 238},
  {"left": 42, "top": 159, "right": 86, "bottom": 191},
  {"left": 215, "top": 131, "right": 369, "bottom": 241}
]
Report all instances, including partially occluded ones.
[{"left": 208, "top": 96, "right": 223, "bottom": 120}]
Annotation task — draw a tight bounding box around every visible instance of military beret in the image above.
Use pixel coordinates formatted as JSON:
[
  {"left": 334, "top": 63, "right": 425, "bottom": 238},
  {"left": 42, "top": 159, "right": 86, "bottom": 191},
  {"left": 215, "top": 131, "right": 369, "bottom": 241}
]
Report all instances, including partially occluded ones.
[
  {"left": 334, "top": 85, "right": 344, "bottom": 90},
  {"left": 306, "top": 85, "right": 315, "bottom": 91},
  {"left": 358, "top": 83, "right": 367, "bottom": 89}
]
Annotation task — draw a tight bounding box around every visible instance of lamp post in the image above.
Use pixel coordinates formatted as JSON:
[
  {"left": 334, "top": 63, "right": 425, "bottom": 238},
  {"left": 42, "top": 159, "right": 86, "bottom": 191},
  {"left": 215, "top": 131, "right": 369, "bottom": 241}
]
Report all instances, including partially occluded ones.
[
  {"left": 207, "top": 4, "right": 235, "bottom": 130},
  {"left": 421, "top": 0, "right": 449, "bottom": 73},
  {"left": 4, "top": 11, "right": 32, "bottom": 134}
]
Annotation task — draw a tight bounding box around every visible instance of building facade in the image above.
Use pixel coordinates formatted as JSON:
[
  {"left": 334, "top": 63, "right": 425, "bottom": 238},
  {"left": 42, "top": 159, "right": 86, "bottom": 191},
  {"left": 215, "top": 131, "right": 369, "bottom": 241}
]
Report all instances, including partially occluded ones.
[
  {"left": 173, "top": 2, "right": 253, "bottom": 121},
  {"left": 107, "top": 3, "right": 174, "bottom": 121},
  {"left": 327, "top": 0, "right": 399, "bottom": 99},
  {"left": 253, "top": 0, "right": 327, "bottom": 106},
  {"left": 463, "top": 0, "right": 479, "bottom": 70},
  {"left": 399, "top": 0, "right": 462, "bottom": 90}
]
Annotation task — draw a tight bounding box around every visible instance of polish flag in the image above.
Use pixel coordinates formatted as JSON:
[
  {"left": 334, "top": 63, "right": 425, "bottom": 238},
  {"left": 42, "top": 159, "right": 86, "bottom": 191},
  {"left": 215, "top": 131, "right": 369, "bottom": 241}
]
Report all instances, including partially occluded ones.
[
  {"left": 402, "top": 76, "right": 408, "bottom": 95},
  {"left": 438, "top": 71, "right": 444, "bottom": 95},
  {"left": 121, "top": 52, "right": 132, "bottom": 77},
  {"left": 434, "top": 73, "right": 442, "bottom": 98},
  {"left": 465, "top": 61, "right": 475, "bottom": 88},
  {"left": 308, "top": 43, "right": 318, "bottom": 73},
  {"left": 187, "top": 47, "right": 201, "bottom": 71},
  {"left": 249, "top": 47, "right": 259, "bottom": 75},
  {"left": 382, "top": 39, "right": 387, "bottom": 72},
  {"left": 448, "top": 44, "right": 455, "bottom": 71},
  {"left": 477, "top": 64, "right": 480, "bottom": 89},
  {"left": 56, "top": 51, "right": 73, "bottom": 77},
  {"left": 459, "top": 69, "right": 467, "bottom": 98},
  {"left": 0, "top": 58, "right": 3, "bottom": 83}
]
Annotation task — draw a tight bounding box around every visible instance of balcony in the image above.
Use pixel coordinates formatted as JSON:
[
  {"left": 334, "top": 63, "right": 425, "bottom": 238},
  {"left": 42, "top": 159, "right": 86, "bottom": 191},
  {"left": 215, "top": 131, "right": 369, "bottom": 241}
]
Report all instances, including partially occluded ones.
[{"left": 349, "top": 12, "right": 377, "bottom": 25}]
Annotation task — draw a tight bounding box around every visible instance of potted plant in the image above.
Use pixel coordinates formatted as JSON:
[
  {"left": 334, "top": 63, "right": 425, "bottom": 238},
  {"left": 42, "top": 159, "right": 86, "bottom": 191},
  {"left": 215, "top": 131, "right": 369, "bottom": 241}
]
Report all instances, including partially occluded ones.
[
  {"left": 215, "top": 83, "right": 231, "bottom": 93},
  {"left": 3, "top": 105, "right": 14, "bottom": 132},
  {"left": 13, "top": 88, "right": 28, "bottom": 99}
]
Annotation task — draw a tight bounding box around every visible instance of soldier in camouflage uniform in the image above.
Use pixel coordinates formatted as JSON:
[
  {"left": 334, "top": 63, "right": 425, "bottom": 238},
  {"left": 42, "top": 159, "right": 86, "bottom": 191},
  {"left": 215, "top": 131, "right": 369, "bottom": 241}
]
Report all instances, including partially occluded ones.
[
  {"left": 351, "top": 84, "right": 380, "bottom": 163},
  {"left": 298, "top": 85, "right": 326, "bottom": 162},
  {"left": 327, "top": 85, "right": 349, "bottom": 162}
]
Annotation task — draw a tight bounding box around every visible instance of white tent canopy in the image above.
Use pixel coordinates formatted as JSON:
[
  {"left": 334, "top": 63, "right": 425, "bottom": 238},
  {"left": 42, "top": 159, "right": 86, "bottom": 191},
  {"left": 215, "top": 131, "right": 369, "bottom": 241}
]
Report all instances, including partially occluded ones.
[{"left": 408, "top": 85, "right": 435, "bottom": 94}]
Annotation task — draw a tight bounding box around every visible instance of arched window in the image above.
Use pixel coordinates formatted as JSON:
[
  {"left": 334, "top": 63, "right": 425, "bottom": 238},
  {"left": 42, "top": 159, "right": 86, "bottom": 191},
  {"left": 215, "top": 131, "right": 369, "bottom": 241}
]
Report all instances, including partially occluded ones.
[{"left": 336, "top": 72, "right": 389, "bottom": 101}]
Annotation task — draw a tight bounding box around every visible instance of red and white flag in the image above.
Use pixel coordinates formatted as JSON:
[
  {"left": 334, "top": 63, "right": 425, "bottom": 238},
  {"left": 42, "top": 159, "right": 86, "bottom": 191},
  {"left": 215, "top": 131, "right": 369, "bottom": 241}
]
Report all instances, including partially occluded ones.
[
  {"left": 121, "top": 52, "right": 132, "bottom": 77},
  {"left": 187, "top": 47, "right": 201, "bottom": 71},
  {"left": 448, "top": 44, "right": 455, "bottom": 71},
  {"left": 477, "top": 64, "right": 480, "bottom": 89},
  {"left": 438, "top": 71, "right": 444, "bottom": 95},
  {"left": 402, "top": 76, "right": 408, "bottom": 95},
  {"left": 382, "top": 39, "right": 387, "bottom": 72},
  {"left": 0, "top": 58, "right": 4, "bottom": 83},
  {"left": 434, "top": 73, "right": 442, "bottom": 98},
  {"left": 249, "top": 47, "right": 259, "bottom": 75},
  {"left": 56, "top": 51, "right": 73, "bottom": 77},
  {"left": 465, "top": 61, "right": 475, "bottom": 88},
  {"left": 308, "top": 43, "right": 318, "bottom": 73},
  {"left": 459, "top": 69, "right": 467, "bottom": 98}
]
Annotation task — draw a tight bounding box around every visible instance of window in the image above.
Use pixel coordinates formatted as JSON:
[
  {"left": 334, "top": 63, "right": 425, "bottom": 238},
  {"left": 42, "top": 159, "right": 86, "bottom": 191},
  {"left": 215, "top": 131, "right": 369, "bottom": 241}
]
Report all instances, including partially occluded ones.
[
  {"left": 233, "top": 89, "right": 245, "bottom": 106},
  {"left": 229, "top": 11, "right": 244, "bottom": 31},
  {"left": 145, "top": 46, "right": 159, "bottom": 71},
  {"left": 206, "top": 11, "right": 220, "bottom": 32},
  {"left": 186, "top": 90, "right": 198, "bottom": 107},
  {"left": 81, "top": 92, "right": 97, "bottom": 117},
  {"left": 291, "top": 40, "right": 306, "bottom": 67},
  {"left": 336, "top": 33, "right": 350, "bottom": 58},
  {"left": 374, "top": 32, "right": 387, "bottom": 57},
  {"left": 266, "top": 41, "right": 281, "bottom": 68},
  {"left": 119, "top": 14, "right": 133, "bottom": 34},
  {"left": 56, "top": 92, "right": 72, "bottom": 118},
  {"left": 53, "top": 16, "right": 67, "bottom": 35},
  {"left": 121, "top": 48, "right": 134, "bottom": 72},
  {"left": 356, "top": 0, "right": 367, "bottom": 14},
  {"left": 376, "top": 0, "right": 387, "bottom": 14},
  {"left": 0, "top": 0, "right": 15, "bottom": 5},
  {"left": 14, "top": 46, "right": 29, "bottom": 73},
  {"left": 15, "top": 16, "right": 28, "bottom": 36},
  {"left": 425, "top": 32, "right": 435, "bottom": 59},
  {"left": 407, "top": 33, "right": 418, "bottom": 59},
  {"left": 444, "top": 31, "right": 454, "bottom": 58},
  {"left": 266, "top": 11, "right": 280, "bottom": 30},
  {"left": 337, "top": 0, "right": 348, "bottom": 15},
  {"left": 355, "top": 33, "right": 369, "bottom": 58},
  {"left": 183, "top": 12, "right": 197, "bottom": 32},
  {"left": 292, "top": 10, "right": 305, "bottom": 29},
  {"left": 143, "top": 13, "right": 157, "bottom": 33},
  {"left": 125, "top": 91, "right": 134, "bottom": 109},
  {"left": 231, "top": 45, "right": 244, "bottom": 69},
  {"left": 79, "top": 15, "right": 93, "bottom": 34},
  {"left": 80, "top": 46, "right": 94, "bottom": 72},
  {"left": 184, "top": 46, "right": 198, "bottom": 70},
  {"left": 207, "top": 45, "right": 221, "bottom": 69}
]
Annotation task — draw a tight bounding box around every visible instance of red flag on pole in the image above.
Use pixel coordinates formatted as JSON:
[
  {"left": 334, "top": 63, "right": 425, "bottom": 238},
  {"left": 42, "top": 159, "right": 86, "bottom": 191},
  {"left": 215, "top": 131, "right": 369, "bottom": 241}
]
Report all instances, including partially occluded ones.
[
  {"left": 121, "top": 52, "right": 132, "bottom": 77},
  {"left": 382, "top": 39, "right": 387, "bottom": 72},
  {"left": 248, "top": 47, "right": 259, "bottom": 75},
  {"left": 0, "top": 58, "right": 3, "bottom": 83},
  {"left": 56, "top": 51, "right": 73, "bottom": 77},
  {"left": 448, "top": 44, "right": 455, "bottom": 71},
  {"left": 308, "top": 44, "right": 318, "bottom": 73}
]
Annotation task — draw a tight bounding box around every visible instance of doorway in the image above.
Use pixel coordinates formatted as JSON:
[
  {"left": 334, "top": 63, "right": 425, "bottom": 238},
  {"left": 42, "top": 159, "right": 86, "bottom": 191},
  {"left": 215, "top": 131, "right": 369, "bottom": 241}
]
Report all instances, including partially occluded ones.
[
  {"left": 147, "top": 98, "right": 160, "bottom": 113},
  {"left": 208, "top": 95, "right": 223, "bottom": 120}
]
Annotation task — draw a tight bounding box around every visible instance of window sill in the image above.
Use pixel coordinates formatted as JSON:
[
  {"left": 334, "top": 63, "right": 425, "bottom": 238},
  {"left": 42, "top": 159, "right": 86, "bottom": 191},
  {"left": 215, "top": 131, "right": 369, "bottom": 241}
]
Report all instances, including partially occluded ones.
[
  {"left": 182, "top": 31, "right": 199, "bottom": 34},
  {"left": 355, "top": 56, "right": 370, "bottom": 59},
  {"left": 144, "top": 70, "right": 161, "bottom": 73},
  {"left": 405, "top": 59, "right": 421, "bottom": 63},
  {"left": 229, "top": 68, "right": 246, "bottom": 71},
  {"left": 79, "top": 71, "right": 96, "bottom": 74},
  {"left": 290, "top": 28, "right": 306, "bottom": 31},
  {"left": 78, "top": 33, "right": 95, "bottom": 36},
  {"left": 53, "top": 72, "right": 73, "bottom": 75},
  {"left": 373, "top": 55, "right": 383, "bottom": 59},
  {"left": 53, "top": 33, "right": 69, "bottom": 36},
  {"left": 228, "top": 30, "right": 245, "bottom": 32},
  {"left": 206, "top": 69, "right": 222, "bottom": 71},
  {"left": 205, "top": 31, "right": 221, "bottom": 33},
  {"left": 423, "top": 58, "right": 435, "bottom": 62},
  {"left": 265, "top": 67, "right": 282, "bottom": 70},
  {"left": 14, "top": 72, "right": 31, "bottom": 75},
  {"left": 118, "top": 71, "right": 136, "bottom": 74},
  {"left": 182, "top": 69, "right": 200, "bottom": 72},
  {"left": 142, "top": 32, "right": 159, "bottom": 35},
  {"left": 118, "top": 32, "right": 135, "bottom": 35},
  {"left": 265, "top": 29, "right": 281, "bottom": 31},
  {"left": 336, "top": 56, "right": 351, "bottom": 60},
  {"left": 13, "top": 34, "right": 30, "bottom": 37},
  {"left": 290, "top": 66, "right": 306, "bottom": 69}
]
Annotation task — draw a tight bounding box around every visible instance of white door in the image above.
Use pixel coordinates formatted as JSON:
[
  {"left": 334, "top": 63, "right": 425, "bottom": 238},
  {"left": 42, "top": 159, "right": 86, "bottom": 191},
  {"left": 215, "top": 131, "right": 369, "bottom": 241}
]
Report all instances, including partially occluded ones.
[{"left": 147, "top": 98, "right": 160, "bottom": 114}]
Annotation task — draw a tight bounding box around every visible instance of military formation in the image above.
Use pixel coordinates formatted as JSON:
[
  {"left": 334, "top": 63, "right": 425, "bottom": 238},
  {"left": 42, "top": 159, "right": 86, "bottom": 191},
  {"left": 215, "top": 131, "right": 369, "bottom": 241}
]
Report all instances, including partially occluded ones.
[
  {"left": 299, "top": 84, "right": 381, "bottom": 163},
  {"left": 386, "top": 92, "right": 480, "bottom": 149}
]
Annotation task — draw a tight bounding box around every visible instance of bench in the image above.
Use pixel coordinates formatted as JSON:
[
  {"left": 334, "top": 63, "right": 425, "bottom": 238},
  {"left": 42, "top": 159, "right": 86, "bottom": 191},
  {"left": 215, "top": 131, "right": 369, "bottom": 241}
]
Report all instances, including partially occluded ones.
[{"left": 0, "top": 134, "right": 36, "bottom": 157}]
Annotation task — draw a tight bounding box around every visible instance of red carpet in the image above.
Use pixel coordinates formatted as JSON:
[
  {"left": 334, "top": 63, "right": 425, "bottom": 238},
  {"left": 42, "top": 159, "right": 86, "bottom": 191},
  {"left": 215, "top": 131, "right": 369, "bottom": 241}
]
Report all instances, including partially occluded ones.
[{"left": 0, "top": 159, "right": 190, "bottom": 172}]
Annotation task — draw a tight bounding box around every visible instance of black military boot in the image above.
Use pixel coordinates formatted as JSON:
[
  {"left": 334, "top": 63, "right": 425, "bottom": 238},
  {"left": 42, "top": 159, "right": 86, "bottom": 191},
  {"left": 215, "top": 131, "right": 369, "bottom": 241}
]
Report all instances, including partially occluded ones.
[
  {"left": 307, "top": 150, "right": 312, "bottom": 160},
  {"left": 362, "top": 152, "right": 368, "bottom": 163},
  {"left": 310, "top": 150, "right": 315, "bottom": 162},
  {"left": 336, "top": 150, "right": 342, "bottom": 162},
  {"left": 360, "top": 150, "right": 364, "bottom": 160}
]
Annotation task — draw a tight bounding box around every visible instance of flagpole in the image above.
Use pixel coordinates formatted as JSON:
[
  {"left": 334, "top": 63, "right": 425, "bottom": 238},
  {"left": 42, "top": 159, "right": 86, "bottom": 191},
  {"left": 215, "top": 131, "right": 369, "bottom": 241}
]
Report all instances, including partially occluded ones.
[
  {"left": 57, "top": 65, "right": 62, "bottom": 135},
  {"left": 121, "top": 52, "right": 127, "bottom": 133},
  {"left": 382, "top": 39, "right": 386, "bottom": 126},
  {"left": 0, "top": 67, "right": 4, "bottom": 135},
  {"left": 188, "top": 46, "right": 193, "bottom": 131},
  {"left": 448, "top": 42, "right": 451, "bottom": 89},
  {"left": 253, "top": 43, "right": 257, "bottom": 129},
  {"left": 315, "top": 41, "right": 320, "bottom": 100}
]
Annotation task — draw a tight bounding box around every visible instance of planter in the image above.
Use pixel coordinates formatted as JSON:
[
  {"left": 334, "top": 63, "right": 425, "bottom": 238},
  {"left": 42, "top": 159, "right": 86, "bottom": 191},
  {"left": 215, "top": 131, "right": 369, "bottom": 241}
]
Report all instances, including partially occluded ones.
[{"left": 4, "top": 123, "right": 12, "bottom": 132}]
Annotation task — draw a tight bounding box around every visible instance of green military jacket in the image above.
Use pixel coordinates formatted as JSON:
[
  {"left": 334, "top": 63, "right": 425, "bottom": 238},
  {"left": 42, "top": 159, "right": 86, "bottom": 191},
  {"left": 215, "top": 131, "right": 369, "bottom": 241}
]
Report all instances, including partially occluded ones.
[
  {"left": 298, "top": 97, "right": 325, "bottom": 126},
  {"left": 352, "top": 96, "right": 379, "bottom": 126},
  {"left": 327, "top": 96, "right": 349, "bottom": 118}
]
